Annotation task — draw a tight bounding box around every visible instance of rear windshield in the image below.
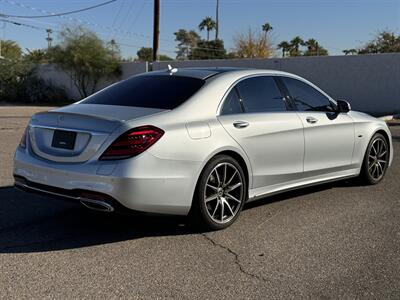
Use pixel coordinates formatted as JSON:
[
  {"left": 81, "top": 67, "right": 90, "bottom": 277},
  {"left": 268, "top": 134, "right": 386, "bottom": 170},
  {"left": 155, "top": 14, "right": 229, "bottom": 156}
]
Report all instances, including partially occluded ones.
[{"left": 81, "top": 75, "right": 205, "bottom": 109}]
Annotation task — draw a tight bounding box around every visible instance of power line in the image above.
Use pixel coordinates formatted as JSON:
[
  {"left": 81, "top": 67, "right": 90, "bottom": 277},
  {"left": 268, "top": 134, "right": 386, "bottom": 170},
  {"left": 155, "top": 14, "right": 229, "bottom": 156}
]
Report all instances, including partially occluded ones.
[
  {"left": 1, "top": 0, "right": 156, "bottom": 41},
  {"left": 1, "top": 0, "right": 227, "bottom": 54},
  {"left": 0, "top": 17, "right": 47, "bottom": 31},
  {"left": 0, "top": 0, "right": 117, "bottom": 18}
]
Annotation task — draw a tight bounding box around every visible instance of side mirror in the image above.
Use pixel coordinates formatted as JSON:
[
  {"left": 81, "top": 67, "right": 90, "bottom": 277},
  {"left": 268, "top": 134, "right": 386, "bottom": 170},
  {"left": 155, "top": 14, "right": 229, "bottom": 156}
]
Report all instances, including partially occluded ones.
[{"left": 336, "top": 100, "right": 351, "bottom": 113}]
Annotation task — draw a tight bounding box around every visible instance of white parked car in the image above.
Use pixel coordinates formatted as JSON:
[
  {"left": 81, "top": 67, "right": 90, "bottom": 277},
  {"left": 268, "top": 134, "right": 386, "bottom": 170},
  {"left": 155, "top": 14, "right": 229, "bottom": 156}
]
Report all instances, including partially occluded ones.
[{"left": 14, "top": 68, "right": 393, "bottom": 230}]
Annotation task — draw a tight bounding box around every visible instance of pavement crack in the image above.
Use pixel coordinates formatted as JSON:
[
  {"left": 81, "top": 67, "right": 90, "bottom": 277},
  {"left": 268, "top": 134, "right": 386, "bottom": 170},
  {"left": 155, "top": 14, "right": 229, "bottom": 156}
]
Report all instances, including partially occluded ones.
[{"left": 201, "top": 233, "right": 268, "bottom": 283}]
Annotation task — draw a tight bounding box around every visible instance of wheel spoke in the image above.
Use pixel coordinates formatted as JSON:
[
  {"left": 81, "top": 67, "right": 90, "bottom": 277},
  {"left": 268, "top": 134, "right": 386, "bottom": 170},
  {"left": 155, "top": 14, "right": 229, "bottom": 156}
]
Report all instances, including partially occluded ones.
[
  {"left": 211, "top": 200, "right": 220, "bottom": 218},
  {"left": 226, "top": 192, "right": 241, "bottom": 203},
  {"left": 377, "top": 162, "right": 383, "bottom": 176},
  {"left": 378, "top": 150, "right": 387, "bottom": 158},
  {"left": 220, "top": 201, "right": 224, "bottom": 222},
  {"left": 378, "top": 159, "right": 386, "bottom": 164},
  {"left": 223, "top": 164, "right": 227, "bottom": 185},
  {"left": 225, "top": 170, "right": 237, "bottom": 186},
  {"left": 207, "top": 184, "right": 218, "bottom": 191},
  {"left": 371, "top": 144, "right": 377, "bottom": 155},
  {"left": 205, "top": 194, "right": 218, "bottom": 203},
  {"left": 226, "top": 182, "right": 242, "bottom": 193},
  {"left": 373, "top": 165, "right": 378, "bottom": 179},
  {"left": 214, "top": 169, "right": 221, "bottom": 187},
  {"left": 225, "top": 200, "right": 235, "bottom": 216}
]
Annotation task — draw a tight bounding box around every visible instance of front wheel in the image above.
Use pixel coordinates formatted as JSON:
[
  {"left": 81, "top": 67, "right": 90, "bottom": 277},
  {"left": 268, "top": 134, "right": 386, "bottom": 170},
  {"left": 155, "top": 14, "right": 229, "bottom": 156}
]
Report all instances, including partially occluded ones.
[
  {"left": 360, "top": 133, "right": 389, "bottom": 185},
  {"left": 191, "top": 155, "right": 247, "bottom": 231}
]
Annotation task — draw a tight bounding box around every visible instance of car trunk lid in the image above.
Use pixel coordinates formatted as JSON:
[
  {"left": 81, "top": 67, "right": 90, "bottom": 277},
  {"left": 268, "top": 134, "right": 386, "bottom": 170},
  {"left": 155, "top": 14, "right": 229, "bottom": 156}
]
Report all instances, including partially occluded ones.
[{"left": 28, "top": 104, "right": 166, "bottom": 163}]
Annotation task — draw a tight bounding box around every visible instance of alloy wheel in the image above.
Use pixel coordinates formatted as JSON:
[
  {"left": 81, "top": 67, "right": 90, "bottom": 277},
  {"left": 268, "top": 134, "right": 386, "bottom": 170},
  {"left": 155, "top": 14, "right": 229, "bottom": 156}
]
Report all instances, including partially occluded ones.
[
  {"left": 368, "top": 137, "right": 388, "bottom": 181},
  {"left": 204, "top": 162, "right": 244, "bottom": 224}
]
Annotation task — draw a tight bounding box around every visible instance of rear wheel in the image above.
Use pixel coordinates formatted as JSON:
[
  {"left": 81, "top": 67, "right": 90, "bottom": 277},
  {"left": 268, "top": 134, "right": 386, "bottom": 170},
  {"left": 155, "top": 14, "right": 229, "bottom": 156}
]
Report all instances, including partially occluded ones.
[
  {"left": 360, "top": 133, "right": 389, "bottom": 185},
  {"left": 191, "top": 155, "right": 247, "bottom": 231}
]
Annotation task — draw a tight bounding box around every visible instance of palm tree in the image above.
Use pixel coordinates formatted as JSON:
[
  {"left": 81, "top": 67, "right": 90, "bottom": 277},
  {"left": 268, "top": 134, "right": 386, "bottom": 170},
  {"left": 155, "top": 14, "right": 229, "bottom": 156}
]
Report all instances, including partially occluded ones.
[
  {"left": 262, "top": 22, "right": 273, "bottom": 38},
  {"left": 277, "top": 41, "right": 290, "bottom": 58},
  {"left": 289, "top": 36, "right": 304, "bottom": 56},
  {"left": 198, "top": 17, "right": 217, "bottom": 41},
  {"left": 304, "top": 38, "right": 318, "bottom": 56}
]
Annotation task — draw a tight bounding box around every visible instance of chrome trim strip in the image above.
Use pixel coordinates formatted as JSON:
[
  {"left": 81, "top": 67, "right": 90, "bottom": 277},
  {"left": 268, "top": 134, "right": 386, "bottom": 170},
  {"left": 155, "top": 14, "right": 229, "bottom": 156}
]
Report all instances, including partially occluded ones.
[
  {"left": 15, "top": 181, "right": 79, "bottom": 200},
  {"left": 80, "top": 199, "right": 114, "bottom": 212},
  {"left": 14, "top": 181, "right": 114, "bottom": 212},
  {"left": 29, "top": 124, "right": 109, "bottom": 136}
]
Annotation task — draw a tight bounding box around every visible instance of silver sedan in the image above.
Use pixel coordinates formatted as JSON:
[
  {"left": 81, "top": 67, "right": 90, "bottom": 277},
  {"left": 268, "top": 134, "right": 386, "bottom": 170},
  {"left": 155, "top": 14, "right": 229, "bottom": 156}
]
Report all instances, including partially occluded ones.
[{"left": 13, "top": 68, "right": 393, "bottom": 230}]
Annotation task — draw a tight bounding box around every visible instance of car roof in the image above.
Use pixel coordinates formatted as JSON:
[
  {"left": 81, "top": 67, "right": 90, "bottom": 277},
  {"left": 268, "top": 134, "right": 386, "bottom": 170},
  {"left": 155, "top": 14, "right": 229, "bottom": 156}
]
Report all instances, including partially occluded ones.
[{"left": 148, "top": 67, "right": 295, "bottom": 80}]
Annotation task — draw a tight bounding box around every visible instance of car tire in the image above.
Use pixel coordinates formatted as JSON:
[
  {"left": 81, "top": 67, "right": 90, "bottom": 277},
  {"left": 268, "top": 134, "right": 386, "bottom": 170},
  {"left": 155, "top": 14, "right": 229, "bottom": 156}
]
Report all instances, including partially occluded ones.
[
  {"left": 360, "top": 133, "right": 389, "bottom": 185},
  {"left": 190, "top": 155, "right": 247, "bottom": 231}
]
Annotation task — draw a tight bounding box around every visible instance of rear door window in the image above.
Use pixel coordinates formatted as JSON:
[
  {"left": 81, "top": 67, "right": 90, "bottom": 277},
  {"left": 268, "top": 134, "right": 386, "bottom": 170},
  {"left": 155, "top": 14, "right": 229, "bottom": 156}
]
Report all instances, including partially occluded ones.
[
  {"left": 81, "top": 75, "right": 205, "bottom": 109},
  {"left": 235, "top": 76, "right": 286, "bottom": 113},
  {"left": 221, "top": 88, "right": 243, "bottom": 115}
]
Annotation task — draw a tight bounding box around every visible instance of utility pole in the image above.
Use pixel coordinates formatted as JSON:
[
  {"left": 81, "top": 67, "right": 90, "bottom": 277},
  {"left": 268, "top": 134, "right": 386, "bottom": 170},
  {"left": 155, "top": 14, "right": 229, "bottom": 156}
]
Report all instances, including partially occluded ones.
[
  {"left": 152, "top": 0, "right": 160, "bottom": 62},
  {"left": 0, "top": 10, "right": 4, "bottom": 59},
  {"left": 215, "top": 0, "right": 219, "bottom": 40},
  {"left": 46, "top": 28, "right": 53, "bottom": 50}
]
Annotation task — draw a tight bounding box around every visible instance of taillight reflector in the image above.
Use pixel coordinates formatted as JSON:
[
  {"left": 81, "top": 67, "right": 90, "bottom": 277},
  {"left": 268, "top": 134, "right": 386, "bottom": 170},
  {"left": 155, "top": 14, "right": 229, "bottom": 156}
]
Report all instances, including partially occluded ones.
[{"left": 99, "top": 125, "right": 164, "bottom": 160}]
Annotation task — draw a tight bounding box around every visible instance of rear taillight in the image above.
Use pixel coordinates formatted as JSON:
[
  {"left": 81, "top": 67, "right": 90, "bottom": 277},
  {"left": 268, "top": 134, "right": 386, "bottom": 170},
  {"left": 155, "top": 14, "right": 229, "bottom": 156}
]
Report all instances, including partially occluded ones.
[
  {"left": 19, "top": 126, "right": 29, "bottom": 149},
  {"left": 99, "top": 125, "right": 164, "bottom": 160}
]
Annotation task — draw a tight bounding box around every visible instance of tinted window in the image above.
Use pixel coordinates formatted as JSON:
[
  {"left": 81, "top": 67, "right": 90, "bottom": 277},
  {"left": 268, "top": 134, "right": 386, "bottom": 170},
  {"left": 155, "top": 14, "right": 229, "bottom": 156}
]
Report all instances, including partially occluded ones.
[
  {"left": 281, "top": 77, "right": 333, "bottom": 112},
  {"left": 236, "top": 76, "right": 286, "bottom": 113},
  {"left": 81, "top": 75, "right": 205, "bottom": 109},
  {"left": 221, "top": 88, "right": 243, "bottom": 115}
]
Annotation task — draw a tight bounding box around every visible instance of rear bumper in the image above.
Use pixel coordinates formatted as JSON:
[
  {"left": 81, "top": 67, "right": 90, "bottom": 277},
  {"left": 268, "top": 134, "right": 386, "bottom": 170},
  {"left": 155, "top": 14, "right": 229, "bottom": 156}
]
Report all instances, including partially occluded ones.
[{"left": 13, "top": 147, "right": 202, "bottom": 215}]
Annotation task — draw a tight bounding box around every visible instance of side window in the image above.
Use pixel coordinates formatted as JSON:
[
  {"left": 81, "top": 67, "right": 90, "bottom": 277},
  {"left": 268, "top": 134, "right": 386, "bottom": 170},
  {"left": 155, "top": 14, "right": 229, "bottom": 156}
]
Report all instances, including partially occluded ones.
[
  {"left": 236, "top": 76, "right": 286, "bottom": 113},
  {"left": 281, "top": 77, "right": 333, "bottom": 112},
  {"left": 221, "top": 88, "right": 243, "bottom": 115}
]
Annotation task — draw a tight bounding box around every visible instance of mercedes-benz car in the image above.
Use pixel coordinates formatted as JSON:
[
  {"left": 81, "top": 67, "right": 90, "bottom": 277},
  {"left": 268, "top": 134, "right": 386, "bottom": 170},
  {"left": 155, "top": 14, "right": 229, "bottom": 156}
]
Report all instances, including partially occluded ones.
[{"left": 13, "top": 68, "right": 393, "bottom": 230}]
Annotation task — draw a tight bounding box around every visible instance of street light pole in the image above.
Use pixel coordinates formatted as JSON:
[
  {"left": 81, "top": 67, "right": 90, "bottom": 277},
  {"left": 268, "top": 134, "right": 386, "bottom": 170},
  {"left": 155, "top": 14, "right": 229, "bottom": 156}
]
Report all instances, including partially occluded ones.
[{"left": 152, "top": 0, "right": 160, "bottom": 62}]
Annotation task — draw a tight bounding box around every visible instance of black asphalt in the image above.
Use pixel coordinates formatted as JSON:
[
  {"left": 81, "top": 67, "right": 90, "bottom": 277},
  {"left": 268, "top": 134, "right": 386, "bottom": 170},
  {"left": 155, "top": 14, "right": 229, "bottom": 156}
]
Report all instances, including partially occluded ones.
[{"left": 0, "top": 110, "right": 399, "bottom": 299}]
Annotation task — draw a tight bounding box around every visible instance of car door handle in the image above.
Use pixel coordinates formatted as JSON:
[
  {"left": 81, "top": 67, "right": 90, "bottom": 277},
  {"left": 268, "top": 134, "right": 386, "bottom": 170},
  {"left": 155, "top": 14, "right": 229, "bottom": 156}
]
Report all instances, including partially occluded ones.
[
  {"left": 306, "top": 116, "right": 318, "bottom": 124},
  {"left": 233, "top": 121, "right": 249, "bottom": 129}
]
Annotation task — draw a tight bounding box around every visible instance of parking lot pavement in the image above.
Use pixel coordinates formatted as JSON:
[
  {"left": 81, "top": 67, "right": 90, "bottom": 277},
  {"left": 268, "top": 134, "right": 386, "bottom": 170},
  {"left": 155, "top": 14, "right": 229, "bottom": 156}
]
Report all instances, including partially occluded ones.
[{"left": 0, "top": 107, "right": 399, "bottom": 299}]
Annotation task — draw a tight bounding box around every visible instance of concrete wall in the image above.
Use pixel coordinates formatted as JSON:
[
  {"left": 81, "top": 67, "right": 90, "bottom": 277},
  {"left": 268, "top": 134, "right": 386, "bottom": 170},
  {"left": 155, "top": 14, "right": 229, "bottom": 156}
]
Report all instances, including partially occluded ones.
[
  {"left": 38, "top": 54, "right": 400, "bottom": 116},
  {"left": 153, "top": 53, "right": 400, "bottom": 116}
]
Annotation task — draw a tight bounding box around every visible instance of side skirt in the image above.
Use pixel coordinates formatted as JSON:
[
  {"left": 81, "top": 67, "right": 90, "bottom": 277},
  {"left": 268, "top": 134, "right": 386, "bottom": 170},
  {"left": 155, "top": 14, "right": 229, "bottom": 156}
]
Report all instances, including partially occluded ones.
[{"left": 248, "top": 167, "right": 360, "bottom": 202}]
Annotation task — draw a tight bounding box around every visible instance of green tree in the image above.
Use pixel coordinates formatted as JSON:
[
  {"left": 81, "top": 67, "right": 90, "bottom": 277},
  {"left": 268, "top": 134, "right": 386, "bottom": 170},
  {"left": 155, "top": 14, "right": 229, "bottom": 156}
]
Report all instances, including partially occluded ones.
[
  {"left": 289, "top": 36, "right": 304, "bottom": 56},
  {"left": 136, "top": 47, "right": 152, "bottom": 61},
  {"left": 233, "top": 28, "right": 273, "bottom": 58},
  {"left": 342, "top": 49, "right": 357, "bottom": 55},
  {"left": 358, "top": 30, "right": 400, "bottom": 54},
  {"left": 49, "top": 26, "right": 121, "bottom": 98},
  {"left": 262, "top": 22, "right": 273, "bottom": 38},
  {"left": 174, "top": 29, "right": 201, "bottom": 60},
  {"left": 25, "top": 49, "right": 48, "bottom": 63},
  {"left": 0, "top": 40, "right": 22, "bottom": 60},
  {"left": 277, "top": 41, "right": 290, "bottom": 58},
  {"left": 136, "top": 47, "right": 172, "bottom": 61},
  {"left": 303, "top": 38, "right": 328, "bottom": 56},
  {"left": 198, "top": 17, "right": 217, "bottom": 41},
  {"left": 190, "top": 39, "right": 226, "bottom": 60}
]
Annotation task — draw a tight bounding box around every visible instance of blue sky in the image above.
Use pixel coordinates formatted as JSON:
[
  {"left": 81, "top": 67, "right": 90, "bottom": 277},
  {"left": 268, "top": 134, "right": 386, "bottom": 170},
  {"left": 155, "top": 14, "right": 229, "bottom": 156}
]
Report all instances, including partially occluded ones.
[{"left": 1, "top": 0, "right": 399, "bottom": 58}]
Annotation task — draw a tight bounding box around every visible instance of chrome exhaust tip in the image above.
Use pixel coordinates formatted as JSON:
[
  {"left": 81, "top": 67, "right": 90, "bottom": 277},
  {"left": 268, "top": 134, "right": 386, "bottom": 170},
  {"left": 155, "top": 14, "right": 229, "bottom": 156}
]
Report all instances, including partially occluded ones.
[{"left": 80, "top": 198, "right": 114, "bottom": 212}]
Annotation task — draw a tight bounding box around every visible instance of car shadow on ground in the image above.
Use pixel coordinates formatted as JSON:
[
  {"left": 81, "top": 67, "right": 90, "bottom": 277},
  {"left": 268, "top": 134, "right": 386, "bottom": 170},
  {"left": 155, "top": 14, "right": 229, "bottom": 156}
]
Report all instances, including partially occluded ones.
[{"left": 0, "top": 178, "right": 359, "bottom": 253}]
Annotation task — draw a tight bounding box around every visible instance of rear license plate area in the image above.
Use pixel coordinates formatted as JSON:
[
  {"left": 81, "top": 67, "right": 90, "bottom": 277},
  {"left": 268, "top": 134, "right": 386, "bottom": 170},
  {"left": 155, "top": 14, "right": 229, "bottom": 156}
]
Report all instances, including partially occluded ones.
[{"left": 51, "top": 130, "right": 77, "bottom": 150}]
